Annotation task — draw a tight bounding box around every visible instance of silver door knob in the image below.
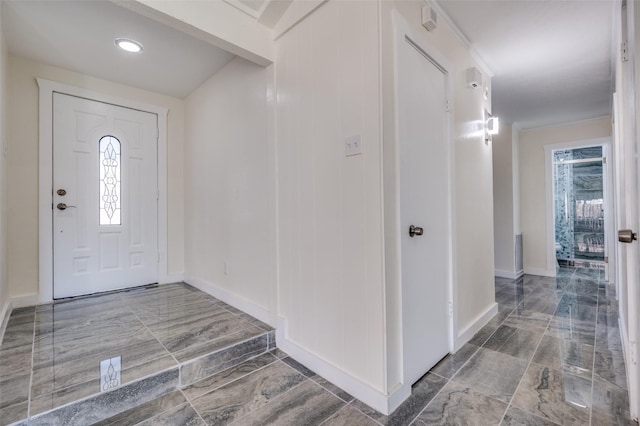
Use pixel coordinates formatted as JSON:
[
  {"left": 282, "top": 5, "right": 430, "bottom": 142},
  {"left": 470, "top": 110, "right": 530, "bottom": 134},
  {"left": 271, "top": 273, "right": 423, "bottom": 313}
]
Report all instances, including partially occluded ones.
[
  {"left": 618, "top": 229, "right": 637, "bottom": 243},
  {"left": 409, "top": 225, "right": 423, "bottom": 238},
  {"left": 57, "top": 203, "right": 76, "bottom": 210}
]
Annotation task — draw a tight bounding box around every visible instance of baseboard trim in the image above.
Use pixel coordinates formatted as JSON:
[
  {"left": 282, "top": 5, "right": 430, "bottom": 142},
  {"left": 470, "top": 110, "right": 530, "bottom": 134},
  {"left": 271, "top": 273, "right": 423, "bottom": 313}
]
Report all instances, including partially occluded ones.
[
  {"left": 160, "top": 273, "right": 185, "bottom": 285},
  {"left": 276, "top": 316, "right": 409, "bottom": 415},
  {"left": 619, "top": 316, "right": 639, "bottom": 420},
  {"left": 0, "top": 300, "right": 12, "bottom": 347},
  {"left": 495, "top": 269, "right": 524, "bottom": 279},
  {"left": 454, "top": 302, "right": 498, "bottom": 351},
  {"left": 523, "top": 267, "right": 555, "bottom": 277},
  {"left": 619, "top": 314, "right": 631, "bottom": 390},
  {"left": 10, "top": 294, "right": 39, "bottom": 309},
  {"left": 184, "top": 275, "right": 272, "bottom": 326}
]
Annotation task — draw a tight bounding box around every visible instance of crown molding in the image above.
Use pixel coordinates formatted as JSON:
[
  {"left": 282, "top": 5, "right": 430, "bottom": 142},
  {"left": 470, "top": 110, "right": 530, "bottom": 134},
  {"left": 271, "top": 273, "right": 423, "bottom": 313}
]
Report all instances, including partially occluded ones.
[{"left": 430, "top": 1, "right": 495, "bottom": 78}]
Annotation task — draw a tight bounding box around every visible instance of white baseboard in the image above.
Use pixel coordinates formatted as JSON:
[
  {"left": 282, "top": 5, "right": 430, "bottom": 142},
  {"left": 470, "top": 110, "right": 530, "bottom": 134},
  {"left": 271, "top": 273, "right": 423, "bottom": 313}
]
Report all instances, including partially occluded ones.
[
  {"left": 276, "top": 316, "right": 410, "bottom": 415},
  {"left": 160, "top": 273, "right": 184, "bottom": 285},
  {"left": 10, "top": 294, "right": 39, "bottom": 309},
  {"left": 495, "top": 269, "right": 524, "bottom": 279},
  {"left": 184, "top": 275, "right": 272, "bottom": 326},
  {"left": 454, "top": 302, "right": 498, "bottom": 351},
  {"left": 523, "top": 267, "right": 555, "bottom": 277},
  {"left": 620, "top": 315, "right": 629, "bottom": 387},
  {"left": 617, "top": 315, "right": 637, "bottom": 419},
  {"left": 0, "top": 299, "right": 12, "bottom": 346}
]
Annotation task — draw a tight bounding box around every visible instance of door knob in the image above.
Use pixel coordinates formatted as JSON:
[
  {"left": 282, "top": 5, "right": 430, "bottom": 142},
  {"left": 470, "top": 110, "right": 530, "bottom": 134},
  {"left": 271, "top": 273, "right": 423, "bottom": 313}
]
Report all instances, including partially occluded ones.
[
  {"left": 409, "top": 225, "right": 423, "bottom": 238},
  {"left": 618, "top": 229, "right": 638, "bottom": 243},
  {"left": 57, "top": 203, "right": 76, "bottom": 211}
]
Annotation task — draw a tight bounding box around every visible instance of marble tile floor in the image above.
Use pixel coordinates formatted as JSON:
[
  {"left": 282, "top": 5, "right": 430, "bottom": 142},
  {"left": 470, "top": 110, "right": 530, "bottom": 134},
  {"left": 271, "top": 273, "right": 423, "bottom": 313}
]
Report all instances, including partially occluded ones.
[
  {"left": 1, "top": 268, "right": 637, "bottom": 425},
  {"left": 0, "top": 283, "right": 275, "bottom": 425}
]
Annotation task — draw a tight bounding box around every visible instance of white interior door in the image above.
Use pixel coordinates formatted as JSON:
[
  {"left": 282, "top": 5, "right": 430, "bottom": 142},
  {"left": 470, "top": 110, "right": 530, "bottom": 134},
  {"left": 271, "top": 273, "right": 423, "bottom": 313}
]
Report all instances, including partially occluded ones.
[
  {"left": 53, "top": 93, "right": 158, "bottom": 298},
  {"left": 398, "top": 37, "right": 451, "bottom": 385}
]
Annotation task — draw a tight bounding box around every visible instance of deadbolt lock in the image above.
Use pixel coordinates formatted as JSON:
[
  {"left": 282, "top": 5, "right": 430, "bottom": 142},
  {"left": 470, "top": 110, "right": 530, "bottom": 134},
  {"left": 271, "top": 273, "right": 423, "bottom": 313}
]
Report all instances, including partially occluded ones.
[
  {"left": 57, "top": 189, "right": 67, "bottom": 196},
  {"left": 618, "top": 229, "right": 638, "bottom": 244}
]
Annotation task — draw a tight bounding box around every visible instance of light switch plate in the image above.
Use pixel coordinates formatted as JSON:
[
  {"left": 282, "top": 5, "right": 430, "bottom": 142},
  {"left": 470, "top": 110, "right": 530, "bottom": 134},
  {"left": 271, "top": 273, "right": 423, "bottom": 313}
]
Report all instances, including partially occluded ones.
[{"left": 345, "top": 135, "right": 362, "bottom": 157}]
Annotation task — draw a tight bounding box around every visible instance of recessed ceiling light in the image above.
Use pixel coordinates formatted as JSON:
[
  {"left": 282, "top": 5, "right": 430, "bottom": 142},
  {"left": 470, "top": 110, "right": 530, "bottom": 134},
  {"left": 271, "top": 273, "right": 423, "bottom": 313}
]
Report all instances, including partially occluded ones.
[{"left": 115, "top": 38, "right": 143, "bottom": 53}]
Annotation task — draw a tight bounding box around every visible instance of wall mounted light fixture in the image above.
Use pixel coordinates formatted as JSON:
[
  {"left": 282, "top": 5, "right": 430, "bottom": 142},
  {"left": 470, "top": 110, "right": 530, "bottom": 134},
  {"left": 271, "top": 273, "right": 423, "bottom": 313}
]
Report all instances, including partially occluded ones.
[{"left": 485, "top": 109, "right": 499, "bottom": 143}]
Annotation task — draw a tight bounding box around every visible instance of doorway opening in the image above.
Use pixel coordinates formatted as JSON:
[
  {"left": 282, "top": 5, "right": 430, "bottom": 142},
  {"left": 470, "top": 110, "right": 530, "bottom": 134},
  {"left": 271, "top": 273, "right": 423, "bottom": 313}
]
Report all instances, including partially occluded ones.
[{"left": 551, "top": 145, "right": 608, "bottom": 271}]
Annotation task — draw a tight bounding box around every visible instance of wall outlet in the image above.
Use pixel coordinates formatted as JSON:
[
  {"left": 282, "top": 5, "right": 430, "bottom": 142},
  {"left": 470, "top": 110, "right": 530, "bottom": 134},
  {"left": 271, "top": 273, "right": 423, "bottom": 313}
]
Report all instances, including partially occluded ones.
[
  {"left": 345, "top": 134, "right": 362, "bottom": 157},
  {"left": 223, "top": 261, "right": 229, "bottom": 275}
]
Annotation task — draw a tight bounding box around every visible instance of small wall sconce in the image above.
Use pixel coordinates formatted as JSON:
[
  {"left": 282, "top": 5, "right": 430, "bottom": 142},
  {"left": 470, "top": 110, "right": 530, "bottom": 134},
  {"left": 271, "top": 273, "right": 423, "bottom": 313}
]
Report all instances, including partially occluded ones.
[{"left": 485, "top": 109, "right": 499, "bottom": 143}]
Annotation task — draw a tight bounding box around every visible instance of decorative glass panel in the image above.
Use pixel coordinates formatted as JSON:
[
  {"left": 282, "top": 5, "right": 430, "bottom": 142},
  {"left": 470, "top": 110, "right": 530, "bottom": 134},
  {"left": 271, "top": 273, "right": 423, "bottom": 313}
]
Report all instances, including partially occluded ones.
[{"left": 99, "top": 136, "right": 121, "bottom": 225}]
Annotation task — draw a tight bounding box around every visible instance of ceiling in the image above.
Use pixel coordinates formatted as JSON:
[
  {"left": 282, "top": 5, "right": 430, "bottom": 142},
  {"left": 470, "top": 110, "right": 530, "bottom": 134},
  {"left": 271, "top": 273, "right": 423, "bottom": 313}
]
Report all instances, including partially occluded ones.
[
  {"left": 3, "top": 0, "right": 236, "bottom": 99},
  {"left": 3, "top": 0, "right": 617, "bottom": 129},
  {"left": 436, "top": 0, "right": 616, "bottom": 130}
]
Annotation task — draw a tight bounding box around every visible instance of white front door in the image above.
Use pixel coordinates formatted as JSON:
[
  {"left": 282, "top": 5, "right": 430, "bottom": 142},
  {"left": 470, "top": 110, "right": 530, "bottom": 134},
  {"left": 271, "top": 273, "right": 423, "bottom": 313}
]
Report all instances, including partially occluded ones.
[
  {"left": 398, "top": 36, "right": 451, "bottom": 384},
  {"left": 53, "top": 93, "right": 158, "bottom": 298}
]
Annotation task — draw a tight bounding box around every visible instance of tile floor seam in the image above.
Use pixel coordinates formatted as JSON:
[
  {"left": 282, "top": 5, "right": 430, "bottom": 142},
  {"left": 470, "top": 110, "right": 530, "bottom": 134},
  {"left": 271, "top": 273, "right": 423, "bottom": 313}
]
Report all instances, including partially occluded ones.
[
  {"left": 223, "top": 376, "right": 313, "bottom": 426},
  {"left": 316, "top": 404, "right": 352, "bottom": 426},
  {"left": 127, "top": 305, "right": 182, "bottom": 369},
  {"left": 183, "top": 352, "right": 280, "bottom": 401},
  {"left": 308, "top": 375, "right": 352, "bottom": 403},
  {"left": 176, "top": 331, "right": 271, "bottom": 372},
  {"left": 343, "top": 402, "right": 385, "bottom": 426},
  {"left": 177, "top": 387, "right": 209, "bottom": 426},
  {"left": 408, "top": 325, "right": 490, "bottom": 423},
  {"left": 26, "top": 306, "right": 37, "bottom": 420},
  {"left": 129, "top": 399, "right": 200, "bottom": 426},
  {"left": 124, "top": 303, "right": 189, "bottom": 404},
  {"left": 409, "top": 374, "right": 453, "bottom": 425},
  {"left": 497, "top": 302, "right": 553, "bottom": 425},
  {"left": 190, "top": 399, "right": 209, "bottom": 426},
  {"left": 436, "top": 338, "right": 481, "bottom": 384}
]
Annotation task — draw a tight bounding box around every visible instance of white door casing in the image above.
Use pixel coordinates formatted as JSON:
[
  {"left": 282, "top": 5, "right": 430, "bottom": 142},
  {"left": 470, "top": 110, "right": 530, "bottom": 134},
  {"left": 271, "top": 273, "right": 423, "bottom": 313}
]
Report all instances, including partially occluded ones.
[
  {"left": 53, "top": 93, "right": 158, "bottom": 298},
  {"left": 396, "top": 28, "right": 452, "bottom": 384},
  {"left": 38, "top": 79, "right": 171, "bottom": 304}
]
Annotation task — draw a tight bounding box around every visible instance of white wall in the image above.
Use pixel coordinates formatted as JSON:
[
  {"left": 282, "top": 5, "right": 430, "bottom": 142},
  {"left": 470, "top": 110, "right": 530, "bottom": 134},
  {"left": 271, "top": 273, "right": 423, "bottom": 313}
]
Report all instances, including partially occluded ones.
[
  {"left": 275, "top": 0, "right": 386, "bottom": 402},
  {"left": 274, "top": 0, "right": 498, "bottom": 411},
  {"left": 6, "top": 55, "right": 185, "bottom": 300},
  {"left": 183, "top": 57, "right": 276, "bottom": 324},
  {"left": 381, "top": 1, "right": 496, "bottom": 387},
  {"left": 493, "top": 125, "right": 516, "bottom": 275},
  {"left": 518, "top": 117, "right": 611, "bottom": 275}
]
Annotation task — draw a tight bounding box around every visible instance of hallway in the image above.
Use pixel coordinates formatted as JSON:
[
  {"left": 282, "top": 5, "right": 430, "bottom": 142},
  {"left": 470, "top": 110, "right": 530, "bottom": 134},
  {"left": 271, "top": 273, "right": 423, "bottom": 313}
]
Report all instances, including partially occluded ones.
[{"left": 0, "top": 267, "right": 634, "bottom": 425}]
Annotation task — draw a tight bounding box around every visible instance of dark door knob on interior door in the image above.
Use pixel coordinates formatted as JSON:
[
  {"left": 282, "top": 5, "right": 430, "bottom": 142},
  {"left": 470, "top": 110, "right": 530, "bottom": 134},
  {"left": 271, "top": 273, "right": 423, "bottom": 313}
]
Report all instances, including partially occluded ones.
[
  {"left": 409, "top": 225, "right": 424, "bottom": 238},
  {"left": 618, "top": 229, "right": 638, "bottom": 243}
]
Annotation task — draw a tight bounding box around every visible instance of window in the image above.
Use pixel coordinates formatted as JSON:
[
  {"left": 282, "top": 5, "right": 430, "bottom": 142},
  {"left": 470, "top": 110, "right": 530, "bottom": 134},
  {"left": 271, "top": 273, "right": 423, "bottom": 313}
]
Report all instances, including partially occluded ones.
[{"left": 99, "top": 136, "right": 121, "bottom": 225}]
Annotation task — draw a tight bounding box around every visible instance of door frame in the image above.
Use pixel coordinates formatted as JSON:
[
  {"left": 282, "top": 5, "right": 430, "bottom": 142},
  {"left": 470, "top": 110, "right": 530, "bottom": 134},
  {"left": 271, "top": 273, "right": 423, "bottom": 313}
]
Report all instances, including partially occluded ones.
[
  {"left": 37, "top": 78, "right": 170, "bottom": 303},
  {"left": 392, "top": 11, "right": 455, "bottom": 382},
  {"left": 543, "top": 137, "right": 614, "bottom": 280}
]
